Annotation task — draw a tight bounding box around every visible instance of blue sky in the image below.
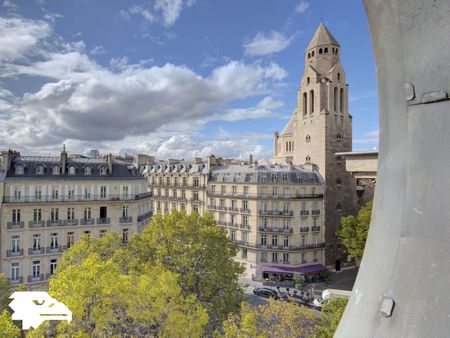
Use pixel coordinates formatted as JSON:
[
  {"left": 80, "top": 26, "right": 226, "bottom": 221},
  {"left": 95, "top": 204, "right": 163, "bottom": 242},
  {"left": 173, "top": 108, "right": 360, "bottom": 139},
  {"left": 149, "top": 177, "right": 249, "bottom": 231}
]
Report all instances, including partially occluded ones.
[{"left": 0, "top": 0, "right": 378, "bottom": 159}]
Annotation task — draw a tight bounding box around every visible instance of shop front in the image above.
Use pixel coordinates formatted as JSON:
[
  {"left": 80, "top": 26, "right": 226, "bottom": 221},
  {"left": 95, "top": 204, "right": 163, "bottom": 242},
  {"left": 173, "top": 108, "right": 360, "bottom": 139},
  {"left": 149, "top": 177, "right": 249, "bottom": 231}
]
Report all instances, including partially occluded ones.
[{"left": 261, "top": 263, "right": 328, "bottom": 287}]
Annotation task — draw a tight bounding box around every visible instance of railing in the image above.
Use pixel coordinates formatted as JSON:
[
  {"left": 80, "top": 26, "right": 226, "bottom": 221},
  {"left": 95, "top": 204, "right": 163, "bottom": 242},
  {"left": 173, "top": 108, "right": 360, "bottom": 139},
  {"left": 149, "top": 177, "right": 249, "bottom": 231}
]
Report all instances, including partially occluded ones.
[
  {"left": 240, "top": 224, "right": 250, "bottom": 230},
  {"left": 80, "top": 218, "right": 95, "bottom": 225},
  {"left": 258, "top": 210, "right": 294, "bottom": 217},
  {"left": 239, "top": 242, "right": 326, "bottom": 251},
  {"left": 3, "top": 192, "right": 152, "bottom": 204},
  {"left": 97, "top": 217, "right": 111, "bottom": 225},
  {"left": 29, "top": 221, "right": 45, "bottom": 228},
  {"left": 6, "top": 249, "right": 23, "bottom": 257},
  {"left": 28, "top": 248, "right": 45, "bottom": 256},
  {"left": 300, "top": 210, "right": 310, "bottom": 216},
  {"left": 47, "top": 220, "right": 63, "bottom": 227},
  {"left": 217, "top": 206, "right": 227, "bottom": 211},
  {"left": 64, "top": 219, "right": 79, "bottom": 226},
  {"left": 207, "top": 205, "right": 218, "bottom": 210},
  {"left": 137, "top": 212, "right": 152, "bottom": 222},
  {"left": 217, "top": 220, "right": 227, "bottom": 226},
  {"left": 240, "top": 208, "right": 251, "bottom": 214},
  {"left": 311, "top": 226, "right": 321, "bottom": 232},
  {"left": 8, "top": 276, "right": 23, "bottom": 285},
  {"left": 300, "top": 227, "right": 310, "bottom": 232},
  {"left": 27, "top": 274, "right": 45, "bottom": 283},
  {"left": 311, "top": 209, "right": 321, "bottom": 216},
  {"left": 228, "top": 222, "right": 239, "bottom": 229},
  {"left": 7, "top": 221, "right": 24, "bottom": 229},
  {"left": 46, "top": 246, "right": 63, "bottom": 253},
  {"left": 149, "top": 183, "right": 206, "bottom": 189},
  {"left": 120, "top": 217, "right": 133, "bottom": 224},
  {"left": 207, "top": 191, "right": 323, "bottom": 200},
  {"left": 258, "top": 226, "right": 293, "bottom": 233},
  {"left": 228, "top": 207, "right": 239, "bottom": 213}
]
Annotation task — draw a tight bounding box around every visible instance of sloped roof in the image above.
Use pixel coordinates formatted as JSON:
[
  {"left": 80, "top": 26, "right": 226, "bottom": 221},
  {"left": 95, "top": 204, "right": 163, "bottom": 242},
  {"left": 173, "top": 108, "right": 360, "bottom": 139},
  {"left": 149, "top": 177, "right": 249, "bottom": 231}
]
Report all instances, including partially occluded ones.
[
  {"left": 306, "top": 22, "right": 340, "bottom": 51},
  {"left": 280, "top": 115, "right": 295, "bottom": 136}
]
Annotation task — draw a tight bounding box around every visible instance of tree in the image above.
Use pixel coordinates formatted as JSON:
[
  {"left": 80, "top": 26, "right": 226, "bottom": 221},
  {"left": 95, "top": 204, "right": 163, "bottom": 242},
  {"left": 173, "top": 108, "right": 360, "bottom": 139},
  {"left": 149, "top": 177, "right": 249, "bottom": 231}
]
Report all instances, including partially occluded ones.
[
  {"left": 126, "top": 211, "right": 245, "bottom": 331},
  {"left": 337, "top": 201, "right": 373, "bottom": 260},
  {"left": 0, "top": 273, "right": 12, "bottom": 312},
  {"left": 0, "top": 309, "right": 21, "bottom": 338},
  {"left": 314, "top": 298, "right": 348, "bottom": 338},
  {"left": 219, "top": 300, "right": 319, "bottom": 338}
]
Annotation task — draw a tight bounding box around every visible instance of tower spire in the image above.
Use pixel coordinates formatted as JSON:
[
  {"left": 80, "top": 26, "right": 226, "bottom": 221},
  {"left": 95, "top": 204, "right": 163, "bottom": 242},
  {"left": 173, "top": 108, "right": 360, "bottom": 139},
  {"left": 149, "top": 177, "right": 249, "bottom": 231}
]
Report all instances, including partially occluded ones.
[{"left": 306, "top": 22, "right": 340, "bottom": 51}]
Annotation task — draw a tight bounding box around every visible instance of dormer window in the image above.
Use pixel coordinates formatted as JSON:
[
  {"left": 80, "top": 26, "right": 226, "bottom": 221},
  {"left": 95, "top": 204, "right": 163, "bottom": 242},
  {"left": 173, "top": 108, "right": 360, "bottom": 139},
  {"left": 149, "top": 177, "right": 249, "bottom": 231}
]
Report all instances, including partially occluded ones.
[
  {"left": 68, "top": 166, "right": 76, "bottom": 175},
  {"left": 52, "top": 166, "right": 60, "bottom": 175},
  {"left": 84, "top": 166, "right": 92, "bottom": 175},
  {"left": 35, "top": 165, "right": 44, "bottom": 175},
  {"left": 99, "top": 166, "right": 107, "bottom": 175},
  {"left": 15, "top": 165, "right": 24, "bottom": 175}
]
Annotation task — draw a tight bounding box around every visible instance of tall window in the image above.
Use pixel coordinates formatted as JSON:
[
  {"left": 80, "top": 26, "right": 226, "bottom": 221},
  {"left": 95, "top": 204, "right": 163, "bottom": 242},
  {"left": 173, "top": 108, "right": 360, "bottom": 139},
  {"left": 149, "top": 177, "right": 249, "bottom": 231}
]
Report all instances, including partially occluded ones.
[
  {"left": 122, "top": 206, "right": 129, "bottom": 218},
  {"left": 50, "top": 233, "right": 59, "bottom": 248},
  {"left": 12, "top": 209, "right": 21, "bottom": 223},
  {"left": 230, "top": 229, "right": 236, "bottom": 241},
  {"left": 272, "top": 252, "right": 278, "bottom": 263},
  {"left": 34, "top": 186, "right": 42, "bottom": 200},
  {"left": 10, "top": 235, "right": 20, "bottom": 252},
  {"left": 272, "top": 235, "right": 278, "bottom": 247},
  {"left": 52, "top": 186, "right": 60, "bottom": 200},
  {"left": 52, "top": 166, "right": 60, "bottom": 175},
  {"left": 261, "top": 252, "right": 267, "bottom": 263},
  {"left": 32, "top": 234, "right": 41, "bottom": 250},
  {"left": 67, "top": 232, "right": 75, "bottom": 248},
  {"left": 122, "top": 186, "right": 129, "bottom": 198},
  {"left": 243, "top": 186, "right": 249, "bottom": 196},
  {"left": 303, "top": 92, "right": 307, "bottom": 116},
  {"left": 67, "top": 208, "right": 75, "bottom": 220},
  {"left": 284, "top": 235, "right": 289, "bottom": 248},
  {"left": 84, "top": 207, "right": 91, "bottom": 219},
  {"left": 283, "top": 253, "right": 289, "bottom": 264},
  {"left": 68, "top": 186, "right": 75, "bottom": 200},
  {"left": 122, "top": 228, "right": 129, "bottom": 243},
  {"left": 84, "top": 186, "right": 91, "bottom": 199},
  {"left": 99, "top": 230, "right": 107, "bottom": 238},
  {"left": 310, "top": 90, "right": 314, "bottom": 113},
  {"left": 13, "top": 186, "right": 22, "bottom": 201},
  {"left": 10, "top": 263, "right": 19, "bottom": 281},
  {"left": 50, "top": 208, "right": 59, "bottom": 221},
  {"left": 261, "top": 235, "right": 267, "bottom": 247},
  {"left": 100, "top": 186, "right": 107, "bottom": 199},
  {"left": 242, "top": 215, "right": 248, "bottom": 227},
  {"left": 32, "top": 261, "right": 40, "bottom": 278},
  {"left": 334, "top": 87, "right": 338, "bottom": 111},
  {"left": 33, "top": 209, "right": 41, "bottom": 222},
  {"left": 242, "top": 231, "right": 248, "bottom": 244},
  {"left": 50, "top": 259, "right": 58, "bottom": 275},
  {"left": 340, "top": 88, "right": 344, "bottom": 113},
  {"left": 242, "top": 200, "right": 248, "bottom": 211},
  {"left": 193, "top": 177, "right": 199, "bottom": 187}
]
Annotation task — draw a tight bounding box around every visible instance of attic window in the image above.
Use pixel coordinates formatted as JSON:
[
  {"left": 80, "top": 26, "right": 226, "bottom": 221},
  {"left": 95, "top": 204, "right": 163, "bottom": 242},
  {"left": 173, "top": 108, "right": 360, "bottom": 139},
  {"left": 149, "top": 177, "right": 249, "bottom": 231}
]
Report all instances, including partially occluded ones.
[
  {"left": 35, "top": 165, "right": 44, "bottom": 175},
  {"left": 99, "top": 167, "right": 107, "bottom": 175},
  {"left": 52, "top": 166, "right": 60, "bottom": 175},
  {"left": 15, "top": 165, "right": 24, "bottom": 175},
  {"left": 68, "top": 166, "right": 76, "bottom": 175},
  {"left": 84, "top": 166, "right": 92, "bottom": 175}
]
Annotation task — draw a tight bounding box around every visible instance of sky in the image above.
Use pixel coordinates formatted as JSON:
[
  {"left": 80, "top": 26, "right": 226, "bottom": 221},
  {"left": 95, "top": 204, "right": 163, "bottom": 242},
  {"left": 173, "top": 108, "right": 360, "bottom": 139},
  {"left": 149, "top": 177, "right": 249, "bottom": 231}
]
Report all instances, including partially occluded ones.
[{"left": 0, "top": 0, "right": 379, "bottom": 160}]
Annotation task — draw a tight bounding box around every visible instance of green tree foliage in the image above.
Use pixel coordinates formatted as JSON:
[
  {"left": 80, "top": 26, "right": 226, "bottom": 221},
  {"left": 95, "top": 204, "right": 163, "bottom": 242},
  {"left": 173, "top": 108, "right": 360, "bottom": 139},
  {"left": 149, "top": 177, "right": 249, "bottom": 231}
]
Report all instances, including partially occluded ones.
[
  {"left": 219, "top": 300, "right": 319, "bottom": 338},
  {"left": 0, "top": 309, "right": 21, "bottom": 338},
  {"left": 0, "top": 273, "right": 12, "bottom": 312},
  {"left": 314, "top": 298, "right": 349, "bottom": 338},
  {"left": 337, "top": 201, "right": 373, "bottom": 260}
]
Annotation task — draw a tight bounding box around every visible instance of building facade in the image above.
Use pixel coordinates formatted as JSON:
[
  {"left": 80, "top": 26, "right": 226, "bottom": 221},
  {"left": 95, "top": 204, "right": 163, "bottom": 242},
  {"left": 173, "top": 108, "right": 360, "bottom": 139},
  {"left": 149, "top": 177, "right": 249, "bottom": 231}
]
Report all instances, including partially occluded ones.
[
  {"left": 144, "top": 155, "right": 326, "bottom": 282},
  {"left": 0, "top": 148, "right": 152, "bottom": 288},
  {"left": 274, "top": 23, "right": 358, "bottom": 267}
]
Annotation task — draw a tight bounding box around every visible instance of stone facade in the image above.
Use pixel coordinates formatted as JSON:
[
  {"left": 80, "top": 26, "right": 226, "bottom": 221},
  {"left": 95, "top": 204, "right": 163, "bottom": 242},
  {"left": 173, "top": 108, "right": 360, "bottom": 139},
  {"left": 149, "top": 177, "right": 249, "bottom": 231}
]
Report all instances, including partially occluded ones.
[
  {"left": 274, "top": 23, "right": 358, "bottom": 266},
  {"left": 0, "top": 148, "right": 152, "bottom": 288},
  {"left": 144, "top": 156, "right": 326, "bottom": 281}
]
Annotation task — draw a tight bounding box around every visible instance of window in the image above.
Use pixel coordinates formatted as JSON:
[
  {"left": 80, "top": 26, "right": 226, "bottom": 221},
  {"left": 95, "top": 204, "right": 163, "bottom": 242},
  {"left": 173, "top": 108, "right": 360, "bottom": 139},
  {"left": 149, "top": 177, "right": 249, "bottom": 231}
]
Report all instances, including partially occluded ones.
[
  {"left": 336, "top": 203, "right": 342, "bottom": 211},
  {"left": 10, "top": 263, "right": 19, "bottom": 281},
  {"left": 307, "top": 53, "right": 310, "bottom": 59},
  {"left": 181, "top": 190, "right": 186, "bottom": 199},
  {"left": 262, "top": 217, "right": 268, "bottom": 227},
  {"left": 231, "top": 214, "right": 236, "bottom": 225},
  {"left": 193, "top": 191, "right": 199, "bottom": 201},
  {"left": 122, "top": 228, "right": 129, "bottom": 243},
  {"left": 302, "top": 253, "right": 307, "bottom": 263},
  {"left": 340, "top": 88, "right": 344, "bottom": 113},
  {"left": 10, "top": 235, "right": 20, "bottom": 252},
  {"left": 12, "top": 209, "right": 21, "bottom": 223},
  {"left": 99, "top": 230, "right": 107, "bottom": 238},
  {"left": 307, "top": 76, "right": 310, "bottom": 84},
  {"left": 337, "top": 133, "right": 342, "bottom": 141},
  {"left": 243, "top": 186, "right": 249, "bottom": 196},
  {"left": 83, "top": 230, "right": 91, "bottom": 236},
  {"left": 241, "top": 248, "right": 247, "bottom": 259},
  {"left": 84, "top": 186, "right": 92, "bottom": 199},
  {"left": 50, "top": 208, "right": 59, "bottom": 221},
  {"left": 34, "top": 186, "right": 42, "bottom": 200},
  {"left": 32, "top": 234, "right": 41, "bottom": 250},
  {"left": 15, "top": 165, "right": 24, "bottom": 175},
  {"left": 173, "top": 190, "right": 177, "bottom": 198},
  {"left": 283, "top": 253, "right": 289, "bottom": 263},
  {"left": 84, "top": 207, "right": 91, "bottom": 219},
  {"left": 232, "top": 186, "right": 237, "bottom": 195},
  {"left": 242, "top": 200, "right": 248, "bottom": 211},
  {"left": 68, "top": 186, "right": 75, "bottom": 200},
  {"left": 36, "top": 165, "right": 44, "bottom": 175},
  {"left": 193, "top": 177, "right": 199, "bottom": 187},
  {"left": 272, "top": 187, "right": 278, "bottom": 197},
  {"left": 174, "top": 177, "right": 178, "bottom": 186},
  {"left": 52, "top": 165, "right": 60, "bottom": 175},
  {"left": 338, "top": 73, "right": 341, "bottom": 81},
  {"left": 313, "top": 234, "right": 318, "bottom": 246},
  {"left": 84, "top": 166, "right": 92, "bottom": 175},
  {"left": 33, "top": 209, "right": 42, "bottom": 222},
  {"left": 306, "top": 135, "right": 311, "bottom": 142},
  {"left": 261, "top": 235, "right": 267, "bottom": 247},
  {"left": 242, "top": 215, "right": 248, "bottom": 227},
  {"left": 52, "top": 186, "right": 59, "bottom": 200},
  {"left": 310, "top": 90, "right": 314, "bottom": 113},
  {"left": 67, "top": 208, "right": 75, "bottom": 220},
  {"left": 68, "top": 166, "right": 76, "bottom": 175},
  {"left": 284, "top": 235, "right": 289, "bottom": 248},
  {"left": 334, "top": 87, "right": 338, "bottom": 111},
  {"left": 336, "top": 156, "right": 342, "bottom": 163},
  {"left": 122, "top": 206, "right": 129, "bottom": 218},
  {"left": 13, "top": 186, "right": 22, "bottom": 201},
  {"left": 303, "top": 92, "right": 307, "bottom": 115},
  {"left": 283, "top": 187, "right": 289, "bottom": 197},
  {"left": 164, "top": 202, "right": 169, "bottom": 211},
  {"left": 336, "top": 178, "right": 342, "bottom": 186},
  {"left": 67, "top": 232, "right": 75, "bottom": 248},
  {"left": 230, "top": 229, "right": 236, "bottom": 241},
  {"left": 211, "top": 185, "right": 216, "bottom": 192},
  {"left": 122, "top": 186, "right": 129, "bottom": 198},
  {"left": 272, "top": 235, "right": 278, "bottom": 248},
  {"left": 306, "top": 155, "right": 311, "bottom": 162},
  {"left": 301, "top": 234, "right": 306, "bottom": 246},
  {"left": 182, "top": 177, "right": 187, "bottom": 186},
  {"left": 99, "top": 166, "right": 107, "bottom": 175},
  {"left": 242, "top": 231, "right": 248, "bottom": 244},
  {"left": 50, "top": 259, "right": 58, "bottom": 275},
  {"left": 261, "top": 252, "right": 267, "bottom": 263},
  {"left": 50, "top": 233, "right": 59, "bottom": 248},
  {"left": 32, "top": 261, "right": 40, "bottom": 278},
  {"left": 165, "top": 189, "right": 169, "bottom": 197},
  {"left": 272, "top": 252, "right": 278, "bottom": 263},
  {"left": 311, "top": 51, "right": 314, "bottom": 56},
  {"left": 313, "top": 251, "right": 318, "bottom": 262}
]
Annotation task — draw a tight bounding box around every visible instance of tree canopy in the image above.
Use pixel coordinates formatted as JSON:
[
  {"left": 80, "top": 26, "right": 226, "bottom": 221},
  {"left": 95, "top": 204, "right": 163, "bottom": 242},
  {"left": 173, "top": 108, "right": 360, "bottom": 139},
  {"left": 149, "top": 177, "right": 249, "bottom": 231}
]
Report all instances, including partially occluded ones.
[
  {"left": 314, "top": 298, "right": 349, "bottom": 338},
  {"left": 337, "top": 201, "right": 373, "bottom": 260}
]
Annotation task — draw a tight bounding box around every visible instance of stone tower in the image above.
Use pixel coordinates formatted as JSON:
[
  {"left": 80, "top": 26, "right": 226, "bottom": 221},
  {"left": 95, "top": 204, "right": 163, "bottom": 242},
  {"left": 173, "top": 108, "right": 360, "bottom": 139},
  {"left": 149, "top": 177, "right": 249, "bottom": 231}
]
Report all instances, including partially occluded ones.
[{"left": 274, "top": 22, "right": 356, "bottom": 266}]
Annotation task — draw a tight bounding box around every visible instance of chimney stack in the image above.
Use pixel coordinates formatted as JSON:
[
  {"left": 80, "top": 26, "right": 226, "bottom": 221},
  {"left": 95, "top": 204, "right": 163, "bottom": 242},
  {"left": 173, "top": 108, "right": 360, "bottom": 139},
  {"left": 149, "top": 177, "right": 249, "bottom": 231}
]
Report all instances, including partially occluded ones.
[{"left": 107, "top": 153, "right": 113, "bottom": 173}]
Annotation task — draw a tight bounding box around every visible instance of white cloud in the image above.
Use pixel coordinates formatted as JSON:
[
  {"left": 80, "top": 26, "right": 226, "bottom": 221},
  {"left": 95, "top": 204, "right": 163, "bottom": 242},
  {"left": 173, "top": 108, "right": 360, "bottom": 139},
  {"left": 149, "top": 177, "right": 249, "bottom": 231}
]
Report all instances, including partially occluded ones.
[
  {"left": 244, "top": 31, "right": 295, "bottom": 56},
  {"left": 154, "top": 0, "right": 195, "bottom": 27},
  {"left": 0, "top": 17, "right": 51, "bottom": 61},
  {"left": 353, "top": 129, "right": 379, "bottom": 146},
  {"left": 212, "top": 97, "right": 286, "bottom": 122},
  {"left": 89, "top": 45, "right": 106, "bottom": 55},
  {"left": 0, "top": 15, "right": 287, "bottom": 157},
  {"left": 295, "top": 1, "right": 309, "bottom": 14},
  {"left": 129, "top": 5, "right": 155, "bottom": 23}
]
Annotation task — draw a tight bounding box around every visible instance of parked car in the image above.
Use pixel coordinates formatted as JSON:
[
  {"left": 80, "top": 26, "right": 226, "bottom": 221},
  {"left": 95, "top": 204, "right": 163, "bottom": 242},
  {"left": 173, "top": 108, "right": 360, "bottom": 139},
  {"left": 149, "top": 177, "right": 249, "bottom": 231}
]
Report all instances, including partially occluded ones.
[{"left": 253, "top": 287, "right": 279, "bottom": 299}]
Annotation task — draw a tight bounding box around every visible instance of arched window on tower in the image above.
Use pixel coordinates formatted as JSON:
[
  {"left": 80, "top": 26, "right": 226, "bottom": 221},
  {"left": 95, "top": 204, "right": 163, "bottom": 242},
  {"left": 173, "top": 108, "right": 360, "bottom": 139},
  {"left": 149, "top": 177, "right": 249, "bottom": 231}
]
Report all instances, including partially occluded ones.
[
  {"left": 336, "top": 178, "right": 342, "bottom": 186},
  {"left": 338, "top": 73, "right": 341, "bottom": 81},
  {"left": 286, "top": 141, "right": 288, "bottom": 152},
  {"left": 310, "top": 90, "right": 314, "bottom": 114},
  {"left": 319, "top": 48, "right": 323, "bottom": 54},
  {"left": 306, "top": 135, "right": 311, "bottom": 143},
  {"left": 307, "top": 77, "right": 310, "bottom": 84},
  {"left": 337, "top": 133, "right": 342, "bottom": 142},
  {"left": 311, "top": 51, "right": 315, "bottom": 57},
  {"left": 307, "top": 52, "right": 311, "bottom": 58},
  {"left": 306, "top": 155, "right": 311, "bottom": 162},
  {"left": 334, "top": 87, "right": 338, "bottom": 112},
  {"left": 340, "top": 88, "right": 344, "bottom": 113},
  {"left": 336, "top": 203, "right": 342, "bottom": 211},
  {"left": 303, "top": 92, "right": 308, "bottom": 116},
  {"left": 324, "top": 47, "right": 328, "bottom": 53}
]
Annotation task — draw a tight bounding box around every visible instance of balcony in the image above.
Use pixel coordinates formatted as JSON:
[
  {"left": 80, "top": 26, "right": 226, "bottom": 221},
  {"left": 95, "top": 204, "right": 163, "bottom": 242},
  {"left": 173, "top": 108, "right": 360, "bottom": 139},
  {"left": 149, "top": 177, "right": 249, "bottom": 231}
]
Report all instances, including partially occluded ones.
[
  {"left": 228, "top": 207, "right": 239, "bottom": 213},
  {"left": 120, "top": 216, "right": 133, "bottom": 224},
  {"left": 299, "top": 243, "right": 326, "bottom": 250},
  {"left": 137, "top": 212, "right": 152, "bottom": 222},
  {"left": 80, "top": 218, "right": 95, "bottom": 225},
  {"left": 97, "top": 217, "right": 111, "bottom": 225},
  {"left": 46, "top": 246, "right": 63, "bottom": 254},
  {"left": 258, "top": 210, "right": 294, "bottom": 217},
  {"left": 311, "top": 209, "right": 321, "bottom": 216},
  {"left": 8, "top": 276, "right": 23, "bottom": 285},
  {"left": 300, "top": 210, "right": 310, "bottom": 216},
  {"left": 300, "top": 227, "right": 310, "bottom": 232},
  {"left": 240, "top": 224, "right": 250, "bottom": 230},
  {"left": 29, "top": 220, "right": 45, "bottom": 228},
  {"left": 217, "top": 206, "right": 227, "bottom": 211},
  {"left": 258, "top": 226, "right": 293, "bottom": 233},
  {"left": 6, "top": 249, "right": 23, "bottom": 257},
  {"left": 64, "top": 219, "right": 79, "bottom": 226},
  {"left": 28, "top": 248, "right": 45, "bottom": 256},
  {"left": 228, "top": 222, "right": 239, "bottom": 229},
  {"left": 27, "top": 274, "right": 45, "bottom": 283},
  {"left": 207, "top": 205, "right": 218, "bottom": 210},
  {"left": 7, "top": 221, "right": 24, "bottom": 229},
  {"left": 240, "top": 208, "right": 251, "bottom": 214},
  {"left": 217, "top": 220, "right": 227, "bottom": 226},
  {"left": 47, "top": 220, "right": 63, "bottom": 227},
  {"left": 135, "top": 192, "right": 152, "bottom": 200},
  {"left": 3, "top": 192, "right": 153, "bottom": 204},
  {"left": 311, "top": 226, "right": 321, "bottom": 232}
]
